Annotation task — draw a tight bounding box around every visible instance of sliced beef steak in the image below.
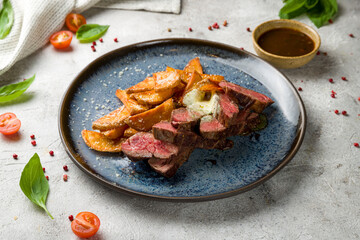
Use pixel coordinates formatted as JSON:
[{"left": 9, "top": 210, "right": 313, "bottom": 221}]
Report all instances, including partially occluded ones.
[
  {"left": 216, "top": 93, "right": 239, "bottom": 126},
  {"left": 153, "top": 121, "right": 198, "bottom": 146},
  {"left": 196, "top": 138, "right": 234, "bottom": 150},
  {"left": 199, "top": 115, "right": 226, "bottom": 140},
  {"left": 219, "top": 81, "right": 274, "bottom": 113},
  {"left": 148, "top": 146, "right": 194, "bottom": 178},
  {"left": 121, "top": 132, "right": 179, "bottom": 162},
  {"left": 171, "top": 108, "right": 202, "bottom": 131}
]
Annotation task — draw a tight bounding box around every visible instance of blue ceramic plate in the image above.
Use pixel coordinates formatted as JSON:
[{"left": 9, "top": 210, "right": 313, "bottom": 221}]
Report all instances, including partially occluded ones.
[{"left": 59, "top": 39, "right": 306, "bottom": 201}]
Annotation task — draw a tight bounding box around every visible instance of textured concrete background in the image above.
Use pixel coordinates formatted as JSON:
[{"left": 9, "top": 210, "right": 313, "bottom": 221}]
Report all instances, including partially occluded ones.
[{"left": 0, "top": 0, "right": 359, "bottom": 239}]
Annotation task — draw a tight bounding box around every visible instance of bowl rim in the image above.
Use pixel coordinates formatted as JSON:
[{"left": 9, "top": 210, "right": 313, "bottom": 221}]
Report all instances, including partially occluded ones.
[{"left": 252, "top": 19, "right": 321, "bottom": 60}]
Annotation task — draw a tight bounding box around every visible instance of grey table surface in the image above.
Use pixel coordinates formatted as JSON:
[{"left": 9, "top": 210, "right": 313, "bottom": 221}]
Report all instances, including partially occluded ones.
[{"left": 0, "top": 0, "right": 359, "bottom": 239}]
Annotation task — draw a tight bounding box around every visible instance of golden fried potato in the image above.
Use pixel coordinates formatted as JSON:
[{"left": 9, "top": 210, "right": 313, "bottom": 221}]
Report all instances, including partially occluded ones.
[
  {"left": 92, "top": 106, "right": 130, "bottom": 131},
  {"left": 115, "top": 89, "right": 149, "bottom": 115},
  {"left": 130, "top": 89, "right": 174, "bottom": 105},
  {"left": 196, "top": 79, "right": 223, "bottom": 93},
  {"left": 183, "top": 57, "right": 203, "bottom": 74},
  {"left": 82, "top": 130, "right": 126, "bottom": 152},
  {"left": 153, "top": 71, "right": 181, "bottom": 92},
  {"left": 166, "top": 66, "right": 192, "bottom": 84},
  {"left": 183, "top": 70, "right": 203, "bottom": 94},
  {"left": 100, "top": 125, "right": 128, "bottom": 139},
  {"left": 123, "top": 128, "right": 139, "bottom": 138},
  {"left": 125, "top": 77, "right": 155, "bottom": 94},
  {"left": 125, "top": 98, "right": 175, "bottom": 131}
]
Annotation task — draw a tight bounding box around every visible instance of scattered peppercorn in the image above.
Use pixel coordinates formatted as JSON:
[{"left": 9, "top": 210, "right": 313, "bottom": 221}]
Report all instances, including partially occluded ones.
[
  {"left": 331, "top": 90, "right": 336, "bottom": 94},
  {"left": 91, "top": 45, "right": 96, "bottom": 52},
  {"left": 69, "top": 215, "right": 74, "bottom": 221},
  {"left": 349, "top": 33, "right": 354, "bottom": 38},
  {"left": 316, "top": 51, "right": 320, "bottom": 55},
  {"left": 114, "top": 38, "right": 118, "bottom": 42},
  {"left": 92, "top": 41, "right": 96, "bottom": 46},
  {"left": 63, "top": 165, "right": 69, "bottom": 171},
  {"left": 358, "top": 97, "right": 360, "bottom": 101},
  {"left": 99, "top": 38, "right": 103, "bottom": 43},
  {"left": 331, "top": 93, "right": 335, "bottom": 98},
  {"left": 30, "top": 134, "right": 35, "bottom": 139},
  {"left": 240, "top": 47, "right": 244, "bottom": 50},
  {"left": 323, "top": 52, "right": 327, "bottom": 56},
  {"left": 341, "top": 76, "right": 347, "bottom": 81},
  {"left": 328, "top": 19, "right": 333, "bottom": 24},
  {"left": 167, "top": 28, "right": 172, "bottom": 32},
  {"left": 13, "top": 154, "right": 18, "bottom": 159},
  {"left": 298, "top": 87, "right": 302, "bottom": 91},
  {"left": 188, "top": 27, "right": 193, "bottom": 32},
  {"left": 354, "top": 143, "right": 359, "bottom": 148},
  {"left": 31, "top": 140, "right": 36, "bottom": 146},
  {"left": 45, "top": 176, "right": 49, "bottom": 181},
  {"left": 212, "top": 22, "right": 219, "bottom": 29},
  {"left": 223, "top": 20, "right": 228, "bottom": 27},
  {"left": 334, "top": 110, "right": 339, "bottom": 114},
  {"left": 63, "top": 174, "right": 68, "bottom": 182},
  {"left": 246, "top": 27, "right": 251, "bottom": 32},
  {"left": 342, "top": 110, "right": 347, "bottom": 115},
  {"left": 328, "top": 78, "right": 333, "bottom": 83},
  {"left": 49, "top": 150, "right": 54, "bottom": 156},
  {"left": 43, "top": 167, "right": 45, "bottom": 173},
  {"left": 208, "top": 26, "right": 212, "bottom": 30}
]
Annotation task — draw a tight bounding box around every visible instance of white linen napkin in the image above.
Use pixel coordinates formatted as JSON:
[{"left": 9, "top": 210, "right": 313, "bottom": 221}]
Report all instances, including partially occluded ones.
[{"left": 0, "top": 0, "right": 180, "bottom": 77}]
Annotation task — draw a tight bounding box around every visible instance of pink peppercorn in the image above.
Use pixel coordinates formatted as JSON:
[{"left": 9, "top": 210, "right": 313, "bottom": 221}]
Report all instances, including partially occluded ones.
[
  {"left": 328, "top": 19, "right": 333, "bottom": 24},
  {"left": 31, "top": 140, "right": 36, "bottom": 146},
  {"left": 331, "top": 93, "right": 335, "bottom": 98},
  {"left": 240, "top": 47, "right": 244, "bottom": 50},
  {"left": 349, "top": 34, "right": 354, "bottom": 38},
  {"left": 99, "top": 38, "right": 103, "bottom": 43},
  {"left": 68, "top": 215, "right": 74, "bottom": 221},
  {"left": 246, "top": 27, "right": 251, "bottom": 32},
  {"left": 43, "top": 167, "right": 45, "bottom": 173},
  {"left": 114, "top": 38, "right": 118, "bottom": 42},
  {"left": 358, "top": 97, "right": 360, "bottom": 101},
  {"left": 328, "top": 78, "right": 333, "bottom": 83},
  {"left": 208, "top": 26, "right": 212, "bottom": 30},
  {"left": 13, "top": 154, "right": 18, "bottom": 159},
  {"left": 30, "top": 134, "right": 35, "bottom": 139},
  {"left": 354, "top": 143, "right": 359, "bottom": 148},
  {"left": 92, "top": 41, "right": 96, "bottom": 46},
  {"left": 298, "top": 87, "right": 302, "bottom": 91},
  {"left": 63, "top": 165, "right": 69, "bottom": 171},
  {"left": 212, "top": 23, "right": 219, "bottom": 29},
  {"left": 316, "top": 51, "right": 320, "bottom": 55},
  {"left": 341, "top": 76, "right": 347, "bottom": 81},
  {"left": 49, "top": 150, "right": 54, "bottom": 156},
  {"left": 63, "top": 174, "right": 68, "bottom": 181},
  {"left": 188, "top": 28, "right": 192, "bottom": 32},
  {"left": 334, "top": 110, "right": 339, "bottom": 114},
  {"left": 45, "top": 176, "right": 49, "bottom": 181},
  {"left": 223, "top": 20, "right": 228, "bottom": 27},
  {"left": 342, "top": 110, "right": 347, "bottom": 115}
]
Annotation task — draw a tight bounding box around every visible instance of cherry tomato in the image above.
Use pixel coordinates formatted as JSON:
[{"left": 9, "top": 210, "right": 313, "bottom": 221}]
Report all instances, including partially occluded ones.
[
  {"left": 49, "top": 31, "right": 73, "bottom": 49},
  {"left": 71, "top": 212, "right": 100, "bottom": 238},
  {"left": 65, "top": 13, "right": 87, "bottom": 32},
  {"left": 0, "top": 112, "right": 21, "bottom": 135}
]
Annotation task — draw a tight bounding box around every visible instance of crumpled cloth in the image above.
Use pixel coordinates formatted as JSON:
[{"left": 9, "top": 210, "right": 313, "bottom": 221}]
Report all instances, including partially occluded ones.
[{"left": 0, "top": 0, "right": 181, "bottom": 76}]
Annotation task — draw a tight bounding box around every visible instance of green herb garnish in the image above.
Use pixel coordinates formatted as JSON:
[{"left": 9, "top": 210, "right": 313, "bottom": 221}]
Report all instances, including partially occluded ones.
[
  {"left": 0, "top": 0, "right": 14, "bottom": 39},
  {"left": 0, "top": 75, "right": 35, "bottom": 102},
  {"left": 19, "top": 153, "right": 53, "bottom": 219},
  {"left": 76, "top": 24, "right": 109, "bottom": 43},
  {"left": 252, "top": 114, "right": 268, "bottom": 131},
  {"left": 279, "top": 0, "right": 338, "bottom": 28}
]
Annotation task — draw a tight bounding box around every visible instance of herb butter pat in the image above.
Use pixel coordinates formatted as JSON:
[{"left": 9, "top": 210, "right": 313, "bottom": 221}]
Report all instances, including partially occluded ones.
[{"left": 183, "top": 89, "right": 220, "bottom": 116}]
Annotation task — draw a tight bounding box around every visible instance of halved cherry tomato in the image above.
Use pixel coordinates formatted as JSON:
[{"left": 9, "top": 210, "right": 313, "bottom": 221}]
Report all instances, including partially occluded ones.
[
  {"left": 49, "top": 31, "right": 73, "bottom": 49},
  {"left": 66, "top": 13, "right": 86, "bottom": 32},
  {"left": 71, "top": 212, "right": 100, "bottom": 238},
  {"left": 0, "top": 112, "right": 21, "bottom": 135}
]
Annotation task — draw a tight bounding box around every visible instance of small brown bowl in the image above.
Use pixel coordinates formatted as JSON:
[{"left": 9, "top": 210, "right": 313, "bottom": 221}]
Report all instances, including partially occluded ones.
[{"left": 252, "top": 19, "right": 321, "bottom": 69}]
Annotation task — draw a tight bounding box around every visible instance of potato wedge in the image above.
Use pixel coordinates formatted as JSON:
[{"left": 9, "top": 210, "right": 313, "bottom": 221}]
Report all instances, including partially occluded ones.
[
  {"left": 123, "top": 128, "right": 139, "bottom": 138},
  {"left": 201, "top": 74, "right": 224, "bottom": 84},
  {"left": 167, "top": 66, "right": 192, "bottom": 84},
  {"left": 153, "top": 71, "right": 181, "bottom": 92},
  {"left": 125, "top": 98, "right": 175, "bottom": 131},
  {"left": 115, "top": 89, "right": 149, "bottom": 115},
  {"left": 130, "top": 89, "right": 175, "bottom": 105},
  {"left": 183, "top": 70, "right": 203, "bottom": 94},
  {"left": 100, "top": 125, "right": 128, "bottom": 139},
  {"left": 184, "top": 57, "right": 203, "bottom": 74},
  {"left": 92, "top": 106, "right": 130, "bottom": 131},
  {"left": 196, "top": 79, "right": 223, "bottom": 93},
  {"left": 125, "top": 77, "right": 155, "bottom": 94},
  {"left": 82, "top": 130, "right": 127, "bottom": 152}
]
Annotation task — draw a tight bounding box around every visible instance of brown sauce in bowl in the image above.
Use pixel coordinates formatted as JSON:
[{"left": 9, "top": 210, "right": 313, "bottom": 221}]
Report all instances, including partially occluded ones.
[{"left": 257, "top": 28, "right": 314, "bottom": 57}]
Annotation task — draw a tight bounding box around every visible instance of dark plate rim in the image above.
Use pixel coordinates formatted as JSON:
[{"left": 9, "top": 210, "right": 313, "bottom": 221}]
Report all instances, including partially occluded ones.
[{"left": 58, "top": 38, "right": 307, "bottom": 202}]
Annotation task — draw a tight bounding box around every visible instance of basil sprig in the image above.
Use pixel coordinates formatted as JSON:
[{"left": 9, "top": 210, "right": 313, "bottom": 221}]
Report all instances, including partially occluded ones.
[
  {"left": 279, "top": 0, "right": 338, "bottom": 28},
  {"left": 76, "top": 24, "right": 109, "bottom": 43},
  {"left": 0, "top": 74, "right": 35, "bottom": 102},
  {"left": 0, "top": 0, "right": 14, "bottom": 39},
  {"left": 19, "top": 153, "right": 53, "bottom": 219}
]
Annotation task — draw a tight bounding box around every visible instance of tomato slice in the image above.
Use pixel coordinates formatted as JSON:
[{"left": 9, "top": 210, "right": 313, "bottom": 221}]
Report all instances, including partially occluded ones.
[
  {"left": 0, "top": 112, "right": 21, "bottom": 135},
  {"left": 49, "top": 31, "right": 73, "bottom": 49},
  {"left": 66, "top": 13, "right": 86, "bottom": 32},
  {"left": 71, "top": 212, "right": 100, "bottom": 238}
]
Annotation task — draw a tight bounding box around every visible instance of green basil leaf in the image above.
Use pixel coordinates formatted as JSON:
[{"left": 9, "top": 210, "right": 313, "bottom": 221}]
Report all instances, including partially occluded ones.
[
  {"left": 305, "top": 0, "right": 319, "bottom": 9},
  {"left": 0, "top": 0, "right": 14, "bottom": 39},
  {"left": 279, "top": 0, "right": 308, "bottom": 19},
  {"left": 307, "top": 0, "right": 338, "bottom": 28},
  {"left": 76, "top": 24, "right": 109, "bottom": 43},
  {"left": 0, "top": 74, "right": 35, "bottom": 102},
  {"left": 252, "top": 114, "right": 268, "bottom": 131},
  {"left": 19, "top": 153, "right": 53, "bottom": 219}
]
